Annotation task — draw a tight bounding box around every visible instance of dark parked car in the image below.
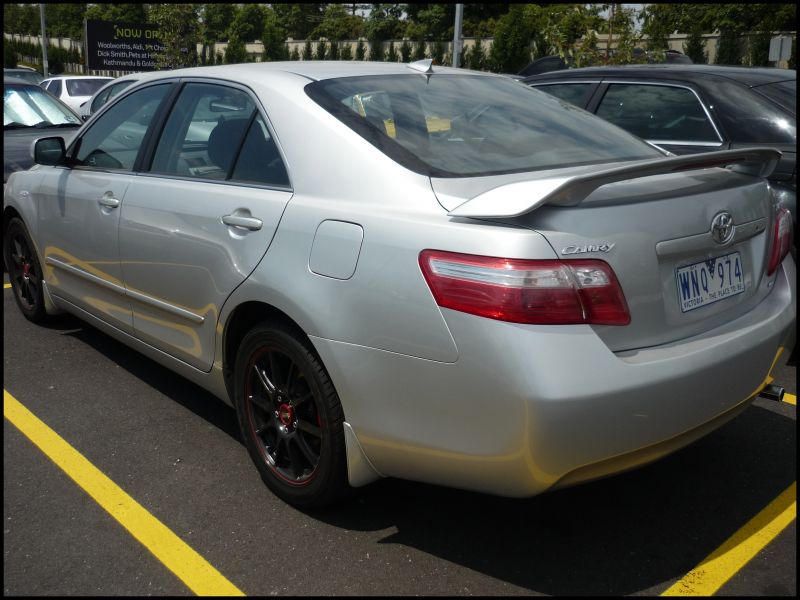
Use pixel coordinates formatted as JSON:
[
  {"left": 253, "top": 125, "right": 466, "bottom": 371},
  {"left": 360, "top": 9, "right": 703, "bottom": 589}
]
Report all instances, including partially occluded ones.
[
  {"left": 4, "top": 67, "right": 43, "bottom": 86},
  {"left": 523, "top": 65, "right": 796, "bottom": 242},
  {"left": 4, "top": 77, "right": 83, "bottom": 183}
]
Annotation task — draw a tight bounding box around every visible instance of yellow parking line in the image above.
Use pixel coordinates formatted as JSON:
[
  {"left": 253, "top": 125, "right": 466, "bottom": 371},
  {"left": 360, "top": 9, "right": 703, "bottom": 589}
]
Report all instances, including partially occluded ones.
[
  {"left": 661, "top": 481, "right": 796, "bottom": 596},
  {"left": 784, "top": 393, "right": 796, "bottom": 406},
  {"left": 3, "top": 390, "right": 244, "bottom": 597}
]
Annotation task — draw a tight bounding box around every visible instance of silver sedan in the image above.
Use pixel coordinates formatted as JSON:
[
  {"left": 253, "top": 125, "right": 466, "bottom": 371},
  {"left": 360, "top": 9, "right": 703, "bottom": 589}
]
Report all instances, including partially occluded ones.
[{"left": 3, "top": 61, "right": 795, "bottom": 507}]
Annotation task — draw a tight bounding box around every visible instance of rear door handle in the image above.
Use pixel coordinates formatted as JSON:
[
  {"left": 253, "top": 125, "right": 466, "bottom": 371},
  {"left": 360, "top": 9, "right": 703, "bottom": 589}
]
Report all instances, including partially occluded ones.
[
  {"left": 98, "top": 195, "right": 120, "bottom": 208},
  {"left": 222, "top": 214, "right": 263, "bottom": 231}
]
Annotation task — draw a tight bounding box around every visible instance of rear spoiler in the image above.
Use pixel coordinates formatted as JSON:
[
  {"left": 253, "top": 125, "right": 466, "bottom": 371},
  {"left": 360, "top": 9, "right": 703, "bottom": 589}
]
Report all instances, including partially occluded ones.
[{"left": 447, "top": 148, "right": 781, "bottom": 219}]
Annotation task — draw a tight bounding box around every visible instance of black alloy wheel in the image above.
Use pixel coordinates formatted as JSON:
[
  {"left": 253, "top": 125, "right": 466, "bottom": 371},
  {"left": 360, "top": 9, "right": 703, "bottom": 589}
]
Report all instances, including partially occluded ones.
[
  {"left": 3, "top": 217, "right": 47, "bottom": 322},
  {"left": 234, "top": 322, "right": 349, "bottom": 508}
]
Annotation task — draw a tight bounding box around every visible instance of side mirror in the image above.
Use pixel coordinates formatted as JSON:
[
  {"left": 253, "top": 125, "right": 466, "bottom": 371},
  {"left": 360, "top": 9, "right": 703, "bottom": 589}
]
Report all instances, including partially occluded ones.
[{"left": 32, "top": 137, "right": 66, "bottom": 166}]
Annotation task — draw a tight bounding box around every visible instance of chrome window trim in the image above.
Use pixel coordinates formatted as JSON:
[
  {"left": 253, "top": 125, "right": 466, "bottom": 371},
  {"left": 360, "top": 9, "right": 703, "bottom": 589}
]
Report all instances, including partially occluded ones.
[
  {"left": 45, "top": 256, "right": 205, "bottom": 324},
  {"left": 133, "top": 170, "right": 293, "bottom": 194},
  {"left": 647, "top": 140, "right": 724, "bottom": 147},
  {"left": 530, "top": 80, "right": 602, "bottom": 86},
  {"left": 598, "top": 80, "right": 724, "bottom": 144}
]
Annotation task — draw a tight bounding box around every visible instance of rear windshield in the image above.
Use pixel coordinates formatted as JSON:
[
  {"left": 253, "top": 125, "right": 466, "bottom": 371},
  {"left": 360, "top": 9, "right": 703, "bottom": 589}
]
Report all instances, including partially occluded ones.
[
  {"left": 753, "top": 80, "right": 796, "bottom": 116},
  {"left": 306, "top": 74, "right": 660, "bottom": 177},
  {"left": 66, "top": 78, "right": 112, "bottom": 96}
]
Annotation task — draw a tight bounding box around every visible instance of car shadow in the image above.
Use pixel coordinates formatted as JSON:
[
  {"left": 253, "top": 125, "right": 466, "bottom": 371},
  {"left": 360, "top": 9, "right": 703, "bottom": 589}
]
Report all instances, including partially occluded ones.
[
  {"left": 48, "top": 314, "right": 796, "bottom": 595},
  {"left": 304, "top": 403, "right": 795, "bottom": 595},
  {"left": 57, "top": 315, "right": 243, "bottom": 444}
]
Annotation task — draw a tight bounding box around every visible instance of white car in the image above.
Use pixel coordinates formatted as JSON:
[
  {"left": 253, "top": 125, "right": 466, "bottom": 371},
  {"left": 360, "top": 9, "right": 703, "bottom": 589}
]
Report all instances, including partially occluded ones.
[
  {"left": 39, "top": 75, "right": 113, "bottom": 113},
  {"left": 78, "top": 73, "right": 145, "bottom": 121}
]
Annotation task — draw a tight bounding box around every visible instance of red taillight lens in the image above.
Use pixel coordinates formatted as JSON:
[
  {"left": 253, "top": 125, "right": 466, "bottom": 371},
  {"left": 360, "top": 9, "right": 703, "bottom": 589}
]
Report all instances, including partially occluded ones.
[
  {"left": 419, "top": 250, "right": 630, "bottom": 325},
  {"left": 767, "top": 207, "right": 792, "bottom": 276}
]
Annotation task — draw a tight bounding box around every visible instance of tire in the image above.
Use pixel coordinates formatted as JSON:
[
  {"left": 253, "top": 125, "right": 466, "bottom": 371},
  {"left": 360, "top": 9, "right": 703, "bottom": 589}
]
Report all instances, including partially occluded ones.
[
  {"left": 3, "top": 217, "right": 48, "bottom": 323},
  {"left": 233, "top": 321, "right": 350, "bottom": 508}
]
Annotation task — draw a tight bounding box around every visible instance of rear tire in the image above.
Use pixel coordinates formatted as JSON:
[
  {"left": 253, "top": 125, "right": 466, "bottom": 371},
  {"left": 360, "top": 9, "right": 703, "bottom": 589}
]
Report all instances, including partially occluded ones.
[
  {"left": 233, "top": 321, "right": 350, "bottom": 508},
  {"left": 3, "top": 217, "right": 48, "bottom": 323}
]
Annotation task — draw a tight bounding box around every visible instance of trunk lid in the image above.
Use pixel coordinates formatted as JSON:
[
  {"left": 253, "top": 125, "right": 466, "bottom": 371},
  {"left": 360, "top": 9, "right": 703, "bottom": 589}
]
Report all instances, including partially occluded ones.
[{"left": 431, "top": 157, "right": 779, "bottom": 352}]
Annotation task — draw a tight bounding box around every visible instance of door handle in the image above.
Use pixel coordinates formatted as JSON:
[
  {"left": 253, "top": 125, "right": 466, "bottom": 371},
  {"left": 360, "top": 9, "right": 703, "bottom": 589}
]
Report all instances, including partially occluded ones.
[
  {"left": 222, "top": 214, "right": 263, "bottom": 231},
  {"left": 98, "top": 195, "right": 120, "bottom": 208}
]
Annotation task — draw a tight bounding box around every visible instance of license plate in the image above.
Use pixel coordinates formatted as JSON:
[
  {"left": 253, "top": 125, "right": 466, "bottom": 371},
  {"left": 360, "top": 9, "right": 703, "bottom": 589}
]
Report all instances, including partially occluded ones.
[{"left": 675, "top": 251, "right": 745, "bottom": 313}]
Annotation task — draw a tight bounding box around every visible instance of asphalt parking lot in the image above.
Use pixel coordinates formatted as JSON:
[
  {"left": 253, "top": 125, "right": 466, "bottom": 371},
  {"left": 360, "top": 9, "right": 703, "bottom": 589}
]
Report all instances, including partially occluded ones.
[{"left": 3, "top": 274, "right": 796, "bottom": 596}]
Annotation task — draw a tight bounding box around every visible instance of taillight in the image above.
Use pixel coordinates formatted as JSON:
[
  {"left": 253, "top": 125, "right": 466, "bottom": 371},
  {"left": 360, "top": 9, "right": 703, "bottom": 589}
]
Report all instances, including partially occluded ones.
[
  {"left": 419, "top": 250, "right": 630, "bottom": 325},
  {"left": 766, "top": 207, "right": 792, "bottom": 276}
]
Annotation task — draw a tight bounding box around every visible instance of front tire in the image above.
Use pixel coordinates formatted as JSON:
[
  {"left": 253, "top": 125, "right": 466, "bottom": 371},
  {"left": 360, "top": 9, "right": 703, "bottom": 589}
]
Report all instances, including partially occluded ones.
[
  {"left": 3, "top": 217, "right": 48, "bottom": 323},
  {"left": 233, "top": 322, "right": 350, "bottom": 508}
]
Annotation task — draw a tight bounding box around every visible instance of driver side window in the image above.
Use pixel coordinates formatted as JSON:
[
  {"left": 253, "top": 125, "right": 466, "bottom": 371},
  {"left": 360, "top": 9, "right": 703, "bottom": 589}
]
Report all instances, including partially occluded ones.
[{"left": 73, "top": 83, "right": 171, "bottom": 171}]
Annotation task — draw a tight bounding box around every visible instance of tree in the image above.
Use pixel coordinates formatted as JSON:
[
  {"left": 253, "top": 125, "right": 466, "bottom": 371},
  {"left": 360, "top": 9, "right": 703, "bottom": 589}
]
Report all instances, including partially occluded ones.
[
  {"left": 683, "top": 30, "right": 708, "bottom": 64},
  {"left": 315, "top": 39, "right": 327, "bottom": 60},
  {"left": 149, "top": 4, "right": 200, "bottom": 70},
  {"left": 290, "top": 46, "right": 300, "bottom": 61},
  {"left": 302, "top": 39, "right": 313, "bottom": 60},
  {"left": 4, "top": 42, "right": 17, "bottom": 68},
  {"left": 45, "top": 4, "right": 87, "bottom": 40},
  {"left": 468, "top": 38, "right": 486, "bottom": 71},
  {"left": 748, "top": 32, "right": 771, "bottom": 67},
  {"left": 399, "top": 39, "right": 412, "bottom": 62},
  {"left": 273, "top": 4, "right": 326, "bottom": 41},
  {"left": 355, "top": 39, "right": 366, "bottom": 60},
  {"left": 328, "top": 40, "right": 339, "bottom": 60},
  {"left": 489, "top": 5, "right": 532, "bottom": 73},
  {"left": 230, "top": 4, "right": 266, "bottom": 43},
  {"left": 262, "top": 6, "right": 288, "bottom": 61},
  {"left": 431, "top": 40, "right": 444, "bottom": 65},
  {"left": 716, "top": 28, "right": 743, "bottom": 65},
  {"left": 224, "top": 35, "right": 247, "bottom": 64},
  {"left": 201, "top": 4, "right": 236, "bottom": 41},
  {"left": 369, "top": 41, "right": 384, "bottom": 62},
  {"left": 85, "top": 4, "right": 148, "bottom": 24},
  {"left": 606, "top": 5, "right": 642, "bottom": 65},
  {"left": 387, "top": 41, "right": 399, "bottom": 62},
  {"left": 312, "top": 3, "right": 364, "bottom": 41},
  {"left": 364, "top": 4, "right": 403, "bottom": 46},
  {"left": 413, "top": 38, "right": 427, "bottom": 60},
  {"left": 340, "top": 43, "right": 353, "bottom": 60}
]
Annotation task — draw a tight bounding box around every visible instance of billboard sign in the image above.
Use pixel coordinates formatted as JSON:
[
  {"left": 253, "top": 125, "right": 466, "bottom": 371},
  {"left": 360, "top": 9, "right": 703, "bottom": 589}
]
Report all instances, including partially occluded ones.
[{"left": 85, "top": 19, "right": 165, "bottom": 71}]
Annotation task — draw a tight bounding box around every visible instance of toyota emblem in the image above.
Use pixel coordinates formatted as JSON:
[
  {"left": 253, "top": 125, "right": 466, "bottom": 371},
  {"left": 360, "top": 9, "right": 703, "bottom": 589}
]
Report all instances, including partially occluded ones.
[{"left": 711, "top": 212, "right": 734, "bottom": 245}]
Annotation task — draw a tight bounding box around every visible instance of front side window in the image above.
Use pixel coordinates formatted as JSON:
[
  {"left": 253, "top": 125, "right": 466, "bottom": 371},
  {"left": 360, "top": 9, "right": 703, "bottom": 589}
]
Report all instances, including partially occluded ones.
[
  {"left": 72, "top": 83, "right": 171, "bottom": 171},
  {"left": 533, "top": 83, "right": 594, "bottom": 107},
  {"left": 150, "top": 82, "right": 255, "bottom": 180},
  {"left": 306, "top": 74, "right": 659, "bottom": 178},
  {"left": 596, "top": 83, "right": 719, "bottom": 143},
  {"left": 47, "top": 79, "right": 63, "bottom": 97}
]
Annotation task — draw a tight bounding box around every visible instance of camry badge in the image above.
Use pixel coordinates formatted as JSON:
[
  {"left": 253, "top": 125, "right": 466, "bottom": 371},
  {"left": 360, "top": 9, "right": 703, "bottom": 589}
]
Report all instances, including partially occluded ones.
[
  {"left": 561, "top": 242, "right": 615, "bottom": 255},
  {"left": 711, "top": 212, "right": 735, "bottom": 245}
]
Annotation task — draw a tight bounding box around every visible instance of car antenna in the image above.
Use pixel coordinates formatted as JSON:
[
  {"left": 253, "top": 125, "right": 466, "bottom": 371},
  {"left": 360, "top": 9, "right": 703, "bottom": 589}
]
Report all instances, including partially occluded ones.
[{"left": 407, "top": 58, "right": 434, "bottom": 83}]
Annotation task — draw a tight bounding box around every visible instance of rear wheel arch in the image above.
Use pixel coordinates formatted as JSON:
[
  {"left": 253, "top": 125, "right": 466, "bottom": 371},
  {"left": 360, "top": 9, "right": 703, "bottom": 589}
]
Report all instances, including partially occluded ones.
[{"left": 222, "top": 301, "right": 319, "bottom": 401}]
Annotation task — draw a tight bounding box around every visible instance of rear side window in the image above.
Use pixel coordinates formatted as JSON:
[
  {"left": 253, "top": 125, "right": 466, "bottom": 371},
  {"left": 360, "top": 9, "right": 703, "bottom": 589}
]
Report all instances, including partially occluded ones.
[
  {"left": 306, "top": 74, "right": 659, "bottom": 178},
  {"left": 231, "top": 114, "right": 289, "bottom": 187},
  {"left": 532, "top": 83, "right": 594, "bottom": 107},
  {"left": 752, "top": 80, "right": 796, "bottom": 114},
  {"left": 66, "top": 78, "right": 110, "bottom": 97},
  {"left": 705, "top": 79, "right": 796, "bottom": 144},
  {"left": 596, "top": 83, "right": 720, "bottom": 143},
  {"left": 150, "top": 83, "right": 255, "bottom": 180}
]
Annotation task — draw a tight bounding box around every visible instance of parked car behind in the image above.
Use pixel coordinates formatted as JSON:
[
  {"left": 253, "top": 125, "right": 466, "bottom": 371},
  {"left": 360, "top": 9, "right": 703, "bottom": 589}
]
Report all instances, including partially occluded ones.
[
  {"left": 4, "top": 62, "right": 795, "bottom": 509},
  {"left": 39, "top": 75, "right": 113, "bottom": 113},
  {"left": 78, "top": 73, "right": 144, "bottom": 121},
  {"left": 523, "top": 65, "right": 796, "bottom": 242},
  {"left": 4, "top": 77, "right": 83, "bottom": 183},
  {"left": 4, "top": 67, "right": 44, "bottom": 86}
]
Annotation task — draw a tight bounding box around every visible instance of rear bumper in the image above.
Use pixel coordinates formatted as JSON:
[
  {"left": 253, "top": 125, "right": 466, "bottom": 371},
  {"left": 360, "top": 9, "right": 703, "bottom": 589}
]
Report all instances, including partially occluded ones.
[{"left": 312, "top": 257, "right": 795, "bottom": 497}]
